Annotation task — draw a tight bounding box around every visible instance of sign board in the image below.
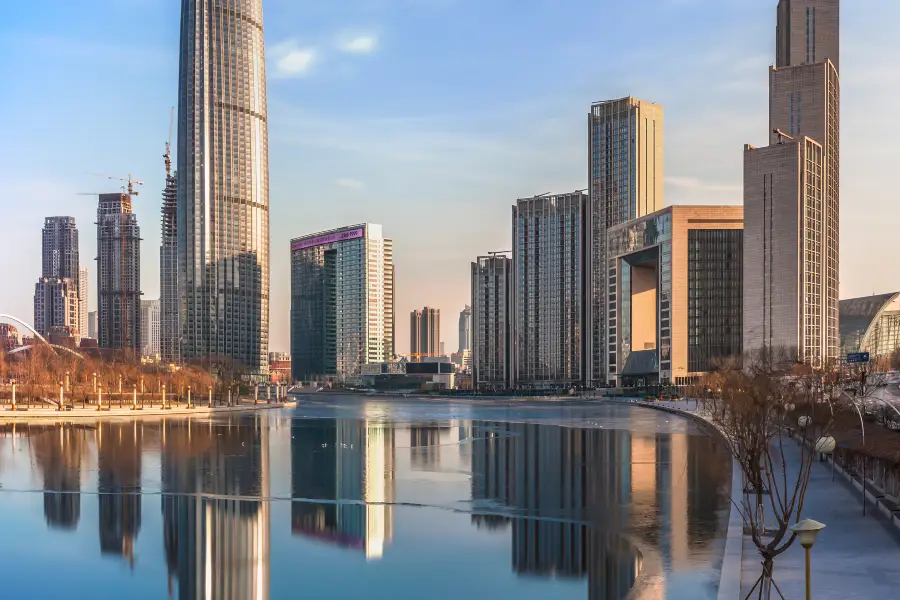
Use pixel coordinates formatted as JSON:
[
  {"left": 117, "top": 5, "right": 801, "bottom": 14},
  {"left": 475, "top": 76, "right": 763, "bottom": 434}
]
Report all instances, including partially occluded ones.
[
  {"left": 291, "top": 226, "right": 365, "bottom": 251},
  {"left": 846, "top": 352, "right": 870, "bottom": 364}
]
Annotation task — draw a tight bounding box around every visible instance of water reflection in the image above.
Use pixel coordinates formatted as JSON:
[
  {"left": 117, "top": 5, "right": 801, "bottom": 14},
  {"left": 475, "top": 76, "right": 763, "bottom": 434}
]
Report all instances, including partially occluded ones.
[{"left": 0, "top": 402, "right": 729, "bottom": 600}]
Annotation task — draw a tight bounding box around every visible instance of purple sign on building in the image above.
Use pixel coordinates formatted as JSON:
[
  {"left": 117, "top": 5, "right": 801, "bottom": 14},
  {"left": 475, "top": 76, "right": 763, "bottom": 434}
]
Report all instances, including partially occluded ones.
[{"left": 291, "top": 226, "right": 365, "bottom": 251}]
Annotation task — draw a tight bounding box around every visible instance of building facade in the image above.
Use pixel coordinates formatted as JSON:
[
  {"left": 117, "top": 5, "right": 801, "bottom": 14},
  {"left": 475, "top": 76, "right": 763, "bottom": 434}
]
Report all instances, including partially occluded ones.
[
  {"left": 471, "top": 255, "right": 512, "bottom": 390},
  {"left": 607, "top": 206, "right": 744, "bottom": 387},
  {"left": 88, "top": 311, "right": 97, "bottom": 340},
  {"left": 587, "top": 98, "right": 664, "bottom": 385},
  {"left": 42, "top": 217, "right": 80, "bottom": 281},
  {"left": 177, "top": 0, "right": 270, "bottom": 375},
  {"left": 78, "top": 266, "right": 88, "bottom": 340},
  {"left": 160, "top": 170, "right": 178, "bottom": 364},
  {"left": 744, "top": 0, "right": 840, "bottom": 367},
  {"left": 410, "top": 307, "right": 440, "bottom": 359},
  {"left": 512, "top": 192, "right": 586, "bottom": 388},
  {"left": 458, "top": 305, "right": 472, "bottom": 353},
  {"left": 290, "top": 224, "right": 394, "bottom": 381},
  {"left": 839, "top": 293, "right": 900, "bottom": 360},
  {"left": 97, "top": 193, "right": 142, "bottom": 353},
  {"left": 141, "top": 299, "right": 161, "bottom": 359},
  {"left": 34, "top": 278, "right": 79, "bottom": 339}
]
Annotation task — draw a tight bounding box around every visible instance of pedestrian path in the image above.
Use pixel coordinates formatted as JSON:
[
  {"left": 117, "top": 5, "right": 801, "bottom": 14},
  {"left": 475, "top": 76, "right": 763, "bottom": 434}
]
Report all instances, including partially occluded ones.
[{"left": 621, "top": 398, "right": 900, "bottom": 599}]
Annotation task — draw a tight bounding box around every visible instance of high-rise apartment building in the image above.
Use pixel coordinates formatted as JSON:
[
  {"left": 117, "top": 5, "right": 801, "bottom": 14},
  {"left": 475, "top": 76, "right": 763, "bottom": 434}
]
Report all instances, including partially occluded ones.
[
  {"left": 458, "top": 305, "right": 471, "bottom": 353},
  {"left": 587, "top": 97, "right": 664, "bottom": 385},
  {"left": 471, "top": 255, "right": 512, "bottom": 390},
  {"left": 141, "top": 299, "right": 161, "bottom": 359},
  {"left": 160, "top": 164, "right": 179, "bottom": 364},
  {"left": 41, "top": 217, "right": 79, "bottom": 281},
  {"left": 290, "top": 224, "right": 394, "bottom": 381},
  {"left": 512, "top": 192, "right": 587, "bottom": 388},
  {"left": 88, "top": 311, "right": 98, "bottom": 340},
  {"left": 743, "top": 0, "right": 839, "bottom": 367},
  {"left": 34, "top": 217, "right": 81, "bottom": 338},
  {"left": 34, "top": 278, "right": 79, "bottom": 339},
  {"left": 177, "top": 0, "right": 270, "bottom": 375},
  {"left": 78, "top": 266, "right": 88, "bottom": 340},
  {"left": 97, "top": 193, "right": 141, "bottom": 353},
  {"left": 410, "top": 307, "right": 440, "bottom": 359}
]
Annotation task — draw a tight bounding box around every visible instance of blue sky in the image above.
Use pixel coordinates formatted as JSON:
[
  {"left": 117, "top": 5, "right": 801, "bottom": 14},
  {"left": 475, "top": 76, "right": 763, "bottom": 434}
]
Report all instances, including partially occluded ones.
[{"left": 1, "top": 0, "right": 898, "bottom": 353}]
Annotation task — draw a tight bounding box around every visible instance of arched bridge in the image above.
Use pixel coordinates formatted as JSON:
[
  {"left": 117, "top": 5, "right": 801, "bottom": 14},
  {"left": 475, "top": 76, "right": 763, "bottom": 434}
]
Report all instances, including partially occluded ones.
[{"left": 0, "top": 314, "right": 85, "bottom": 360}]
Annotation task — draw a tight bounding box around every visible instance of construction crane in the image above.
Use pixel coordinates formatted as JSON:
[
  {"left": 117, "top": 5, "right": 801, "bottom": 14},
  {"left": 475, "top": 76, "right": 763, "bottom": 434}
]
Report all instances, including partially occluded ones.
[
  {"left": 87, "top": 172, "right": 145, "bottom": 196},
  {"left": 164, "top": 107, "right": 175, "bottom": 177}
]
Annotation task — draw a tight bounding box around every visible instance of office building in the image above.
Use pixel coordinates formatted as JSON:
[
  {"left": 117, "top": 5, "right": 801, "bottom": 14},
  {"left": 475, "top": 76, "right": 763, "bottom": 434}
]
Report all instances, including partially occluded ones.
[
  {"left": 471, "top": 255, "right": 512, "bottom": 390},
  {"left": 839, "top": 293, "right": 900, "bottom": 360},
  {"left": 743, "top": 0, "right": 839, "bottom": 367},
  {"left": 458, "top": 305, "right": 472, "bottom": 353},
  {"left": 410, "top": 307, "right": 440, "bottom": 360},
  {"left": 97, "top": 193, "right": 142, "bottom": 353},
  {"left": 512, "top": 192, "right": 586, "bottom": 388},
  {"left": 606, "top": 206, "right": 744, "bottom": 387},
  {"left": 290, "top": 224, "right": 394, "bottom": 380},
  {"left": 34, "top": 278, "right": 79, "bottom": 339},
  {"left": 78, "top": 266, "right": 88, "bottom": 340},
  {"left": 587, "top": 97, "right": 664, "bottom": 385},
  {"left": 88, "top": 311, "right": 97, "bottom": 340},
  {"left": 160, "top": 163, "right": 178, "bottom": 364},
  {"left": 141, "top": 299, "right": 161, "bottom": 359},
  {"left": 178, "top": 0, "right": 270, "bottom": 375}
]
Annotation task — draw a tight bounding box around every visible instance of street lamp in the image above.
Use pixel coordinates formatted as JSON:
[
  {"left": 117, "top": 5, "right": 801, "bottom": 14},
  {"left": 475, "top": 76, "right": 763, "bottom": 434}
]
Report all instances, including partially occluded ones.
[{"left": 790, "top": 519, "right": 826, "bottom": 600}]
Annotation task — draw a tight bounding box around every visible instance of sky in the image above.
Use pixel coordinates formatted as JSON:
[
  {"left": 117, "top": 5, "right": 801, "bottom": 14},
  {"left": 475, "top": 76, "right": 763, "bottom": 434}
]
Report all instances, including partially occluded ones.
[{"left": 0, "top": 0, "right": 897, "bottom": 354}]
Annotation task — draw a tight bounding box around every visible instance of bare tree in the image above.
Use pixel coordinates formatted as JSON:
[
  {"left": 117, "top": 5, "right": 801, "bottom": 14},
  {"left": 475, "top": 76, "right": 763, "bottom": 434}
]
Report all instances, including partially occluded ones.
[{"left": 693, "top": 348, "right": 832, "bottom": 600}]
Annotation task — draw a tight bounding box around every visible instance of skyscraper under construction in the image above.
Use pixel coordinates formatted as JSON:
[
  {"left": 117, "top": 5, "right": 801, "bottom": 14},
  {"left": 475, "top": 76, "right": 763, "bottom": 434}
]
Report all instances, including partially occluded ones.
[
  {"left": 160, "top": 132, "right": 178, "bottom": 364},
  {"left": 97, "top": 193, "right": 142, "bottom": 353}
]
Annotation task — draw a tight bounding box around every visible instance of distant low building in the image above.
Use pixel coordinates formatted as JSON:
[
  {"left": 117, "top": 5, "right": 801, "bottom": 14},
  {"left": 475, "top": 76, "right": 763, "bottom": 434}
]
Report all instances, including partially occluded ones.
[
  {"left": 839, "top": 293, "right": 900, "bottom": 361},
  {"left": 0, "top": 324, "right": 20, "bottom": 351},
  {"left": 269, "top": 359, "right": 292, "bottom": 383}
]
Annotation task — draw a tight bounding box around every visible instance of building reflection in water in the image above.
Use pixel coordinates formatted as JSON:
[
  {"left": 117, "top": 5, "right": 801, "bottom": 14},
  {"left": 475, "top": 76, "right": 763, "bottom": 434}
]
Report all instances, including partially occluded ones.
[
  {"left": 290, "top": 415, "right": 395, "bottom": 559},
  {"left": 161, "top": 416, "right": 270, "bottom": 600},
  {"left": 97, "top": 422, "right": 143, "bottom": 562},
  {"left": 31, "top": 425, "right": 87, "bottom": 530},
  {"left": 469, "top": 419, "right": 727, "bottom": 599},
  {"left": 409, "top": 424, "right": 444, "bottom": 468}
]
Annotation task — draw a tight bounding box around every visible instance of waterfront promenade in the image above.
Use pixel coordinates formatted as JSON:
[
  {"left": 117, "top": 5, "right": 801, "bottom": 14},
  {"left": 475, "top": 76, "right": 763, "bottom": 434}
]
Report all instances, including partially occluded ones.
[{"left": 634, "top": 399, "right": 900, "bottom": 600}]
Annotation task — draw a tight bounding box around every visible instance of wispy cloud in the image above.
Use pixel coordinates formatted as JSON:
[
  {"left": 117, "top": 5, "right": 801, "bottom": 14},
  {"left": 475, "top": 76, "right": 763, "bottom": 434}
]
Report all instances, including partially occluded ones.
[
  {"left": 335, "top": 177, "right": 365, "bottom": 189},
  {"left": 337, "top": 34, "right": 379, "bottom": 54},
  {"left": 269, "top": 40, "right": 316, "bottom": 77}
]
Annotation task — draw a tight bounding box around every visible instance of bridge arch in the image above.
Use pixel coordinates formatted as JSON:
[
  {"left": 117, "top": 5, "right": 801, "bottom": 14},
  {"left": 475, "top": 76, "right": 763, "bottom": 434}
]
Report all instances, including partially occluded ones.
[{"left": 0, "top": 314, "right": 84, "bottom": 359}]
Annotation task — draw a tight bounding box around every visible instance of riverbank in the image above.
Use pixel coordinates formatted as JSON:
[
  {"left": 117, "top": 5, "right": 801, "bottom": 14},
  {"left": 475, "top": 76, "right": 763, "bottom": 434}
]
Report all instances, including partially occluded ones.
[
  {"left": 616, "top": 397, "right": 900, "bottom": 600},
  {"left": 0, "top": 399, "right": 296, "bottom": 421}
]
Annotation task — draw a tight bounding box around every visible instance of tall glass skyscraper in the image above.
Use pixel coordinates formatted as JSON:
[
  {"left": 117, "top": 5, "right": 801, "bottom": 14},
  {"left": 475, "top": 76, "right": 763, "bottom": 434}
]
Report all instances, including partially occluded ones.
[{"left": 177, "top": 0, "right": 270, "bottom": 374}]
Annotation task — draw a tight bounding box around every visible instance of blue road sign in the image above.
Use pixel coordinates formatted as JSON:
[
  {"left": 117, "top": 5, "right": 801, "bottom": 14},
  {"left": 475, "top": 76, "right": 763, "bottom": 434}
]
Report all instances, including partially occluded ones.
[{"left": 846, "top": 352, "right": 870, "bottom": 364}]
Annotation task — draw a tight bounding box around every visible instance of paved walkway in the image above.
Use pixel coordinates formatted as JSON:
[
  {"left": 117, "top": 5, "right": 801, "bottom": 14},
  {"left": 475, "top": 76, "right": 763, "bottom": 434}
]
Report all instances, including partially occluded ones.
[{"left": 622, "top": 398, "right": 900, "bottom": 599}]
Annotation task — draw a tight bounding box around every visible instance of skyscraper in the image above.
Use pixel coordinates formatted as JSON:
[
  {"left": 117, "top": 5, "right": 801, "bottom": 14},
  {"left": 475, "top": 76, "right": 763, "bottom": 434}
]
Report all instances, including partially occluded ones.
[
  {"left": 743, "top": 0, "right": 839, "bottom": 366},
  {"left": 290, "top": 224, "right": 394, "bottom": 380},
  {"left": 160, "top": 151, "right": 179, "bottom": 364},
  {"left": 88, "top": 311, "right": 98, "bottom": 340},
  {"left": 471, "top": 255, "right": 512, "bottom": 391},
  {"left": 458, "top": 305, "right": 472, "bottom": 353},
  {"left": 41, "top": 217, "right": 79, "bottom": 281},
  {"left": 410, "top": 307, "right": 440, "bottom": 359},
  {"left": 35, "top": 217, "right": 81, "bottom": 338},
  {"left": 587, "top": 98, "right": 664, "bottom": 385},
  {"left": 97, "top": 193, "right": 142, "bottom": 353},
  {"left": 177, "top": 0, "right": 270, "bottom": 375},
  {"left": 141, "top": 299, "right": 161, "bottom": 359},
  {"left": 512, "top": 192, "right": 587, "bottom": 388},
  {"left": 78, "top": 266, "right": 89, "bottom": 340}
]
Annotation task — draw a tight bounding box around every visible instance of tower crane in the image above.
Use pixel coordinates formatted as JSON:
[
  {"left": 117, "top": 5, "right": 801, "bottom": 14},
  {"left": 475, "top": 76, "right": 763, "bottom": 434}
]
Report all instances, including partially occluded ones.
[
  {"left": 164, "top": 107, "right": 175, "bottom": 177},
  {"left": 87, "top": 173, "right": 145, "bottom": 196}
]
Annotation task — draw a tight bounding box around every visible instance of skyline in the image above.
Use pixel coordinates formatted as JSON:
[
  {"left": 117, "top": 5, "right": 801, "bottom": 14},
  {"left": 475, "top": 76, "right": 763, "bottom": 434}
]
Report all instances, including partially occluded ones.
[{"left": 1, "top": 0, "right": 898, "bottom": 353}]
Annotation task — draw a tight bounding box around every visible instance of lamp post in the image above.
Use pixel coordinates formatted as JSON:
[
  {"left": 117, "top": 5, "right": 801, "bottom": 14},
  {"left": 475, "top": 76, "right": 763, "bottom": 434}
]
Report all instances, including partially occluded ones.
[
  {"left": 790, "top": 519, "right": 826, "bottom": 600},
  {"left": 92, "top": 372, "right": 97, "bottom": 393}
]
